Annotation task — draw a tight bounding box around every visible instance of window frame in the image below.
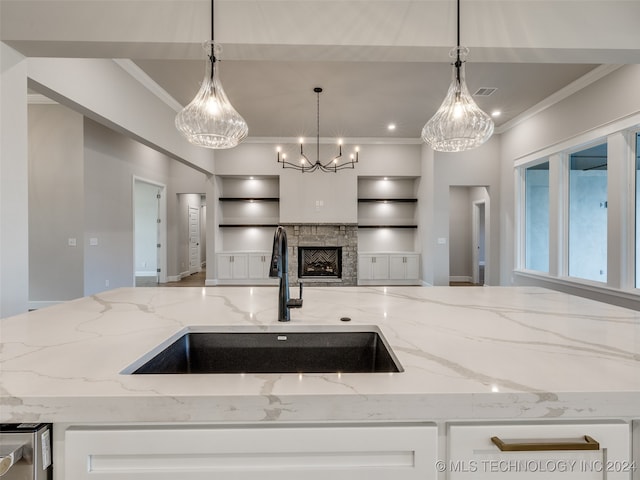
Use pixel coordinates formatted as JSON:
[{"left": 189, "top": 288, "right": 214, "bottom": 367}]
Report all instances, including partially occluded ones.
[{"left": 515, "top": 125, "right": 640, "bottom": 300}]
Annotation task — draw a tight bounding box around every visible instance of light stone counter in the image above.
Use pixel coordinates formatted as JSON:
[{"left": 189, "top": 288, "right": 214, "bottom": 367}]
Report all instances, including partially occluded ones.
[{"left": 1, "top": 286, "right": 639, "bottom": 423}]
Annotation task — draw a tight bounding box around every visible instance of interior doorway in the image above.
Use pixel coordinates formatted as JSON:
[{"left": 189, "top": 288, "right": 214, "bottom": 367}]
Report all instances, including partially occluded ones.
[
  {"left": 449, "top": 186, "right": 489, "bottom": 286},
  {"left": 188, "top": 205, "right": 201, "bottom": 275},
  {"left": 133, "top": 178, "right": 167, "bottom": 286},
  {"left": 472, "top": 200, "right": 486, "bottom": 285}
]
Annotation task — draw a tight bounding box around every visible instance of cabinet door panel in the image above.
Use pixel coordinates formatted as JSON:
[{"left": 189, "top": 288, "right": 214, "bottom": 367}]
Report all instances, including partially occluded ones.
[
  {"left": 404, "top": 254, "right": 420, "bottom": 279},
  {"left": 217, "top": 254, "right": 234, "bottom": 279},
  {"left": 448, "top": 423, "right": 630, "bottom": 480},
  {"left": 358, "top": 255, "right": 374, "bottom": 280},
  {"left": 248, "top": 254, "right": 268, "bottom": 279},
  {"left": 389, "top": 255, "right": 406, "bottom": 279},
  {"left": 372, "top": 255, "right": 389, "bottom": 279},
  {"left": 66, "top": 423, "right": 437, "bottom": 480}
]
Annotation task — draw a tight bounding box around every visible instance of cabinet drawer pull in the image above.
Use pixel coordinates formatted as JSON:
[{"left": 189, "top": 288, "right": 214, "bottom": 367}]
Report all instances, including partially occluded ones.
[{"left": 490, "top": 435, "right": 599, "bottom": 452}]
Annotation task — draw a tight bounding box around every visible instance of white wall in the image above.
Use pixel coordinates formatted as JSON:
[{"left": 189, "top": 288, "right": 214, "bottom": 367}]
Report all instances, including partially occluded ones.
[
  {"left": 28, "top": 104, "right": 85, "bottom": 305},
  {"left": 0, "top": 43, "right": 29, "bottom": 318}
]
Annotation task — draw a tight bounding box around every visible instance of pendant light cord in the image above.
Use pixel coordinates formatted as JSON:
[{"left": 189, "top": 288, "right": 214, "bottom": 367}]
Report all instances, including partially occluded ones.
[
  {"left": 316, "top": 88, "right": 321, "bottom": 164},
  {"left": 455, "top": 0, "right": 462, "bottom": 82}
]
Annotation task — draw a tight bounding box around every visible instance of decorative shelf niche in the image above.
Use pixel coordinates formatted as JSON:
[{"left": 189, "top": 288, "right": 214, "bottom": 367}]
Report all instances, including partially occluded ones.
[{"left": 215, "top": 176, "right": 280, "bottom": 284}]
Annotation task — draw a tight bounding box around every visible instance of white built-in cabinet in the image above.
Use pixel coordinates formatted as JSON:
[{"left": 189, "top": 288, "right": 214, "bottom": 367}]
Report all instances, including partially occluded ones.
[
  {"left": 389, "top": 254, "right": 420, "bottom": 280},
  {"left": 217, "top": 252, "right": 274, "bottom": 284},
  {"left": 216, "top": 176, "right": 279, "bottom": 285},
  {"left": 358, "top": 254, "right": 390, "bottom": 281},
  {"left": 357, "top": 177, "right": 421, "bottom": 285},
  {"left": 249, "top": 253, "right": 272, "bottom": 279},
  {"left": 64, "top": 422, "right": 438, "bottom": 480},
  {"left": 62, "top": 421, "right": 634, "bottom": 480},
  {"left": 447, "top": 422, "right": 631, "bottom": 479},
  {"left": 358, "top": 252, "right": 421, "bottom": 284}
]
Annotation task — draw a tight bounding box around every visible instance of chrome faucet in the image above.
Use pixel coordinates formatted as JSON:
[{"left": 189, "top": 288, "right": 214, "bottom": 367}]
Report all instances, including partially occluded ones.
[{"left": 269, "top": 226, "right": 303, "bottom": 322}]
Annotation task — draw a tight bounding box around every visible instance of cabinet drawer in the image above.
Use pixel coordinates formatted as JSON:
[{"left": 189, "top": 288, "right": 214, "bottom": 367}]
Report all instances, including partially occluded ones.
[
  {"left": 66, "top": 422, "right": 437, "bottom": 480},
  {"left": 447, "top": 423, "right": 631, "bottom": 479}
]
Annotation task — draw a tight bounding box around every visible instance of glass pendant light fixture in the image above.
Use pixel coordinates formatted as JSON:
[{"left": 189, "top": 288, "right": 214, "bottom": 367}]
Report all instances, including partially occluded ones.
[
  {"left": 175, "top": 0, "right": 248, "bottom": 149},
  {"left": 421, "top": 0, "right": 494, "bottom": 152}
]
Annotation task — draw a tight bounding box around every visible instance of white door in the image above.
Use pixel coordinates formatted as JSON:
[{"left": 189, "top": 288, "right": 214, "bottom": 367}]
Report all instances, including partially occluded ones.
[
  {"left": 472, "top": 201, "right": 486, "bottom": 285},
  {"left": 188, "top": 205, "right": 201, "bottom": 275}
]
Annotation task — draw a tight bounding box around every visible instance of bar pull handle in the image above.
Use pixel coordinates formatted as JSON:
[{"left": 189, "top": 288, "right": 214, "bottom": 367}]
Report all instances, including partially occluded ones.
[
  {"left": 491, "top": 435, "right": 600, "bottom": 452},
  {"left": 0, "top": 444, "right": 25, "bottom": 476}
]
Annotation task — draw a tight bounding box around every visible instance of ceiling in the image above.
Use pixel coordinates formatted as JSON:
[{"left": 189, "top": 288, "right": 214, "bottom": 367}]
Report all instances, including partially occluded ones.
[
  {"left": 133, "top": 58, "right": 597, "bottom": 139},
  {"left": 3, "top": 0, "right": 639, "bottom": 142}
]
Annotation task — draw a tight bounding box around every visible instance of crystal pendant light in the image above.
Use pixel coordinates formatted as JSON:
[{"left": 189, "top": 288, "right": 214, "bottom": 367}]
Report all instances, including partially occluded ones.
[
  {"left": 175, "top": 1, "right": 248, "bottom": 149},
  {"left": 421, "top": 0, "right": 494, "bottom": 152}
]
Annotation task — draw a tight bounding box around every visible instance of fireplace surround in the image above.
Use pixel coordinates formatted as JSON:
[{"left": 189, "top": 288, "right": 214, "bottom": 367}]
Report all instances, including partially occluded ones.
[{"left": 281, "top": 224, "right": 357, "bottom": 286}]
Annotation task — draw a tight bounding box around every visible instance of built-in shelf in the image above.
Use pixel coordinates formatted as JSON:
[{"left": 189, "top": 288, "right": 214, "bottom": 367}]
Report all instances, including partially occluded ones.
[
  {"left": 357, "top": 198, "right": 417, "bottom": 203},
  {"left": 358, "top": 225, "right": 418, "bottom": 229},
  {"left": 219, "top": 197, "right": 279, "bottom": 202},
  {"left": 219, "top": 224, "right": 279, "bottom": 228}
]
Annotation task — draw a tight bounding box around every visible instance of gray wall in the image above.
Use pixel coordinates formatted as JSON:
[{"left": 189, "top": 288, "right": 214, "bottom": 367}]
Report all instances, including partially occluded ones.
[
  {"left": 25, "top": 106, "right": 208, "bottom": 303},
  {"left": 28, "top": 104, "right": 85, "bottom": 304}
]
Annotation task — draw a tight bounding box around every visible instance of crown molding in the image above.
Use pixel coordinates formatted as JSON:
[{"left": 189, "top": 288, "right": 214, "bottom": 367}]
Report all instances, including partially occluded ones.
[
  {"left": 113, "top": 58, "right": 183, "bottom": 113},
  {"left": 495, "top": 64, "right": 623, "bottom": 134}
]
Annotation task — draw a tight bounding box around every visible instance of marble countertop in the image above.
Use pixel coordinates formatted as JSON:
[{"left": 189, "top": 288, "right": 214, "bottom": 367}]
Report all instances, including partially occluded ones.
[{"left": 1, "top": 286, "right": 639, "bottom": 424}]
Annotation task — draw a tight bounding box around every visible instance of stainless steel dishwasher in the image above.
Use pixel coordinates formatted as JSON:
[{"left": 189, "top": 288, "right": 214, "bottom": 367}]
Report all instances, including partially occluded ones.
[{"left": 0, "top": 424, "right": 52, "bottom": 479}]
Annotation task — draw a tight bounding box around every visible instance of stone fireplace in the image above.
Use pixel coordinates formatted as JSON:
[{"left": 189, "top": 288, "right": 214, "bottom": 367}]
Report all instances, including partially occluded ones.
[{"left": 282, "top": 224, "right": 357, "bottom": 286}]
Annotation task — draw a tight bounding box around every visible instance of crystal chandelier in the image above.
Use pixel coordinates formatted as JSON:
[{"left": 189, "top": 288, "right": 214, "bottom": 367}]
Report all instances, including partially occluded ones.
[
  {"left": 276, "top": 87, "right": 359, "bottom": 173},
  {"left": 421, "top": 0, "right": 494, "bottom": 152},
  {"left": 175, "top": 0, "right": 248, "bottom": 149}
]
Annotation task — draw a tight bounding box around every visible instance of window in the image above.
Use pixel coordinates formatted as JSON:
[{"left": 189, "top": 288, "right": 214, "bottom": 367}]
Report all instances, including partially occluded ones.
[
  {"left": 524, "top": 161, "right": 549, "bottom": 272},
  {"left": 568, "top": 143, "right": 608, "bottom": 282}
]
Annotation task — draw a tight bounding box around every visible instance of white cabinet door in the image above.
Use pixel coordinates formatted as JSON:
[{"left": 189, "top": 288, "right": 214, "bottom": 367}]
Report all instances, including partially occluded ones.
[
  {"left": 371, "top": 255, "right": 389, "bottom": 279},
  {"left": 248, "top": 253, "right": 270, "bottom": 279},
  {"left": 389, "top": 254, "right": 420, "bottom": 280},
  {"left": 217, "top": 253, "right": 234, "bottom": 279},
  {"left": 389, "top": 254, "right": 406, "bottom": 279},
  {"left": 65, "top": 423, "right": 438, "bottom": 480},
  {"left": 358, "top": 255, "right": 374, "bottom": 280},
  {"left": 217, "top": 253, "right": 248, "bottom": 279},
  {"left": 404, "top": 254, "right": 420, "bottom": 279},
  {"left": 447, "top": 423, "right": 631, "bottom": 480}
]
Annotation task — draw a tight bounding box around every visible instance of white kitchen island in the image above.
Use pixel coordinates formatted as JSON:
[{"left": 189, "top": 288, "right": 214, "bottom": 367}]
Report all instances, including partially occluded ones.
[{"left": 1, "top": 286, "right": 639, "bottom": 478}]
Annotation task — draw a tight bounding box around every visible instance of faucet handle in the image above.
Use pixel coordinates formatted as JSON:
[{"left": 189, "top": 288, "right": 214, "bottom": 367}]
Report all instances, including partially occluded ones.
[{"left": 286, "top": 282, "right": 303, "bottom": 309}]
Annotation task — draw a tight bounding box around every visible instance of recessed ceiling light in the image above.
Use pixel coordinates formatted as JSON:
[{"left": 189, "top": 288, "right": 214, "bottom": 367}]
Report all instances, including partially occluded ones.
[
  {"left": 491, "top": 110, "right": 501, "bottom": 118},
  {"left": 387, "top": 124, "right": 396, "bottom": 131}
]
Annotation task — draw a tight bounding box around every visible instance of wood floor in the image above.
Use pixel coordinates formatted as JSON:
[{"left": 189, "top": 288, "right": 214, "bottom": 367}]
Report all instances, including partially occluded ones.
[{"left": 136, "top": 271, "right": 206, "bottom": 287}]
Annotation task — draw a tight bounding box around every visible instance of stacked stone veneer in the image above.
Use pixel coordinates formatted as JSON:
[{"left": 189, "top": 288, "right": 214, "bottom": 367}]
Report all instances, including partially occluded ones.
[{"left": 282, "top": 224, "right": 358, "bottom": 287}]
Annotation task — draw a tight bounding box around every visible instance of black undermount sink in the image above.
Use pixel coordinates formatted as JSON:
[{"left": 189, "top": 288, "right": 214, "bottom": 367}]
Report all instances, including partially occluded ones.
[{"left": 123, "top": 326, "right": 403, "bottom": 374}]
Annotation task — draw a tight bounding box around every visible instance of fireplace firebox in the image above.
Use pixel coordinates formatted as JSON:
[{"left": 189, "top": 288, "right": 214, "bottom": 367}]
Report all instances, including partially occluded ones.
[{"left": 298, "top": 247, "right": 342, "bottom": 279}]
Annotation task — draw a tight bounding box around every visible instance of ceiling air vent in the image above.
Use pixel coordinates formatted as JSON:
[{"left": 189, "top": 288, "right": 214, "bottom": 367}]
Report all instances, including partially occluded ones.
[{"left": 474, "top": 87, "right": 497, "bottom": 97}]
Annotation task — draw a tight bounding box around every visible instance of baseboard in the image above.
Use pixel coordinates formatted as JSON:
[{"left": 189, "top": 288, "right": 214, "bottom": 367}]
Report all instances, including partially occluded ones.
[
  {"left": 28, "top": 300, "right": 64, "bottom": 310},
  {"left": 166, "top": 274, "right": 182, "bottom": 282},
  {"left": 450, "top": 275, "right": 472, "bottom": 283},
  {"left": 135, "top": 270, "right": 157, "bottom": 277}
]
